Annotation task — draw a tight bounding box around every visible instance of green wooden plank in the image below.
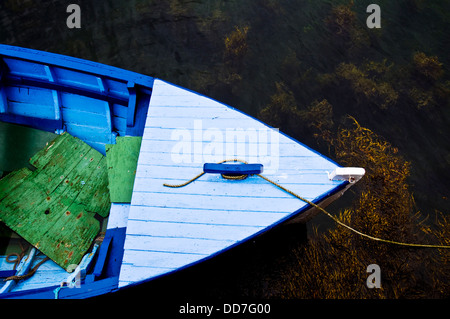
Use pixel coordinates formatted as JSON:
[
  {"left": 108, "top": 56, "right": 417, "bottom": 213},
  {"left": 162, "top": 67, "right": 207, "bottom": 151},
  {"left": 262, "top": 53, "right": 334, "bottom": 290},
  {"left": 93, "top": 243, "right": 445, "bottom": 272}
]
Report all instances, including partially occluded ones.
[
  {"left": 0, "top": 167, "right": 33, "bottom": 201},
  {"left": 77, "top": 156, "right": 111, "bottom": 218},
  {"left": 24, "top": 147, "right": 104, "bottom": 239},
  {"left": 0, "top": 133, "right": 111, "bottom": 271},
  {"left": 35, "top": 201, "right": 100, "bottom": 269},
  {"left": 105, "top": 136, "right": 142, "bottom": 203},
  {"left": 30, "top": 132, "right": 74, "bottom": 169},
  {"left": 30, "top": 133, "right": 93, "bottom": 193}
]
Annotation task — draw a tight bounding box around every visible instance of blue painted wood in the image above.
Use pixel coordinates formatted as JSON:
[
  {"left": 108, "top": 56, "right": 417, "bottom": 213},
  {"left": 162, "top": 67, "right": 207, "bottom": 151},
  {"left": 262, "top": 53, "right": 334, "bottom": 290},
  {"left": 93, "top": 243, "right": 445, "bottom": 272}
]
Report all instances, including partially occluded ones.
[
  {"left": 91, "top": 233, "right": 113, "bottom": 279},
  {"left": 103, "top": 227, "right": 127, "bottom": 279},
  {"left": 0, "top": 113, "right": 63, "bottom": 132},
  {"left": 0, "top": 45, "right": 154, "bottom": 154},
  {"left": 43, "top": 65, "right": 61, "bottom": 121},
  {"left": 0, "top": 61, "right": 8, "bottom": 114},
  {"left": 0, "top": 90, "right": 7, "bottom": 114},
  {"left": 0, "top": 45, "right": 154, "bottom": 88},
  {"left": 0, "top": 270, "right": 16, "bottom": 278},
  {"left": 0, "top": 248, "right": 37, "bottom": 294},
  {"left": 2, "top": 276, "right": 119, "bottom": 299},
  {"left": 12, "top": 255, "right": 68, "bottom": 292},
  {"left": 203, "top": 163, "right": 263, "bottom": 175},
  {"left": 127, "top": 82, "right": 137, "bottom": 127},
  {"left": 56, "top": 276, "right": 119, "bottom": 299},
  {"left": 4, "top": 85, "right": 57, "bottom": 119},
  {"left": 5, "top": 76, "right": 129, "bottom": 106},
  {"left": 126, "top": 93, "right": 151, "bottom": 137}
]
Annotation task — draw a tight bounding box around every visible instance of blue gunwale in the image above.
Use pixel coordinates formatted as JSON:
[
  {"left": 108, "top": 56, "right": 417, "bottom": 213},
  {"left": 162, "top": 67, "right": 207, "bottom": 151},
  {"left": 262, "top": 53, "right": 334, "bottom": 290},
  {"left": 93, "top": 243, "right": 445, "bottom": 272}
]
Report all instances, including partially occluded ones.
[
  {"left": 0, "top": 45, "right": 154, "bottom": 89},
  {"left": 0, "top": 44, "right": 155, "bottom": 153}
]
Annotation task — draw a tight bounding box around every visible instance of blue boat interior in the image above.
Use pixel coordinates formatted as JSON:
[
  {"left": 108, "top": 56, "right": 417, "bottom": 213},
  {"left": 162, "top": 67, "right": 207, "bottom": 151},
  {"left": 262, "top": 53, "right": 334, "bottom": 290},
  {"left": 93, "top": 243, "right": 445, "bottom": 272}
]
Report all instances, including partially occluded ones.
[
  {"left": 0, "top": 45, "right": 154, "bottom": 154},
  {"left": 0, "top": 45, "right": 155, "bottom": 298}
]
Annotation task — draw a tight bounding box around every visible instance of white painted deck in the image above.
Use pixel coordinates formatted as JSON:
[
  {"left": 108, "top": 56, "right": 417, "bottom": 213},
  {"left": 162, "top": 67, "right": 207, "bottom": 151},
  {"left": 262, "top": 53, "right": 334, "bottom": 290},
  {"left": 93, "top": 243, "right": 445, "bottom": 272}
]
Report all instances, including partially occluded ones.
[{"left": 118, "top": 79, "right": 345, "bottom": 287}]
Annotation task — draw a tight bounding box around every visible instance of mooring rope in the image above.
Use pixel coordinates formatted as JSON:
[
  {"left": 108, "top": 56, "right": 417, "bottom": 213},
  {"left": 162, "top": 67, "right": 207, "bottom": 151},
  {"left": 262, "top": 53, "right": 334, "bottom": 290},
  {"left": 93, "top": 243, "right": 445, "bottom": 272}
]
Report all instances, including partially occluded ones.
[
  {"left": 162, "top": 159, "right": 249, "bottom": 188},
  {"left": 163, "top": 159, "right": 450, "bottom": 249},
  {"left": 4, "top": 257, "right": 49, "bottom": 282},
  {"left": 4, "top": 241, "right": 50, "bottom": 282},
  {"left": 5, "top": 241, "right": 28, "bottom": 271}
]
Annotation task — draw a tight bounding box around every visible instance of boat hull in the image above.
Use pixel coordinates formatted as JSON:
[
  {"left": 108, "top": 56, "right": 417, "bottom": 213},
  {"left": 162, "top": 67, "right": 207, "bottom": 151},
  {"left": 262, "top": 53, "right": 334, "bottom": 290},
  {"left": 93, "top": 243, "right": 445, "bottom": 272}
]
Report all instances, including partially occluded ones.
[{"left": 0, "top": 45, "right": 361, "bottom": 298}]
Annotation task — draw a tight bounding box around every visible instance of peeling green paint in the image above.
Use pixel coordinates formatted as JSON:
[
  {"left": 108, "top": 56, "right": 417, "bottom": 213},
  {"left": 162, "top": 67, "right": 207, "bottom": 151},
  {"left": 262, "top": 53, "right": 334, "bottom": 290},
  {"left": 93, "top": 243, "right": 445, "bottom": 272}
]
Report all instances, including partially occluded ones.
[
  {"left": 106, "top": 136, "right": 142, "bottom": 203},
  {"left": 0, "top": 132, "right": 110, "bottom": 271}
]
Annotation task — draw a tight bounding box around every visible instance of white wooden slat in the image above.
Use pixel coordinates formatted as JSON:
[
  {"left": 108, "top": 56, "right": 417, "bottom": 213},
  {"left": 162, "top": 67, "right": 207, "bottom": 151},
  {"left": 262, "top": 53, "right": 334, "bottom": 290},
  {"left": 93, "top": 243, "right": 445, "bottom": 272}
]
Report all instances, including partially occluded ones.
[
  {"left": 143, "top": 119, "right": 271, "bottom": 136},
  {"left": 145, "top": 80, "right": 201, "bottom": 97},
  {"left": 123, "top": 235, "right": 234, "bottom": 255},
  {"left": 133, "top": 165, "right": 332, "bottom": 183},
  {"left": 137, "top": 154, "right": 330, "bottom": 170},
  {"left": 121, "top": 250, "right": 208, "bottom": 269},
  {"left": 135, "top": 167, "right": 340, "bottom": 190},
  {"left": 132, "top": 177, "right": 336, "bottom": 199},
  {"left": 146, "top": 117, "right": 271, "bottom": 130},
  {"left": 131, "top": 192, "right": 308, "bottom": 213},
  {"left": 107, "top": 203, "right": 130, "bottom": 229},
  {"left": 118, "top": 265, "right": 175, "bottom": 284},
  {"left": 125, "top": 219, "right": 265, "bottom": 242},
  {"left": 147, "top": 88, "right": 226, "bottom": 108},
  {"left": 142, "top": 125, "right": 297, "bottom": 145},
  {"left": 140, "top": 126, "right": 334, "bottom": 166},
  {"left": 148, "top": 92, "right": 225, "bottom": 108},
  {"left": 130, "top": 159, "right": 331, "bottom": 175},
  {"left": 124, "top": 206, "right": 289, "bottom": 226},
  {"left": 142, "top": 132, "right": 285, "bottom": 144},
  {"left": 148, "top": 105, "right": 236, "bottom": 119},
  {"left": 134, "top": 154, "right": 334, "bottom": 174},
  {"left": 136, "top": 130, "right": 334, "bottom": 167},
  {"left": 138, "top": 140, "right": 316, "bottom": 158}
]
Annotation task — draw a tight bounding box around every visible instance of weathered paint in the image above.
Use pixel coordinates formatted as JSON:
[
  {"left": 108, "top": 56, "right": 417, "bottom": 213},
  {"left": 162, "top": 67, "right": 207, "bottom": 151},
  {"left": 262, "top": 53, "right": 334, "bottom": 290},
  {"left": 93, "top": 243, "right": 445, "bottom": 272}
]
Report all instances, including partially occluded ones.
[
  {"left": 6, "top": 255, "right": 68, "bottom": 292},
  {"left": 0, "top": 45, "right": 154, "bottom": 154},
  {"left": 0, "top": 133, "right": 110, "bottom": 270},
  {"left": 105, "top": 136, "right": 143, "bottom": 203},
  {"left": 0, "top": 248, "right": 37, "bottom": 294}
]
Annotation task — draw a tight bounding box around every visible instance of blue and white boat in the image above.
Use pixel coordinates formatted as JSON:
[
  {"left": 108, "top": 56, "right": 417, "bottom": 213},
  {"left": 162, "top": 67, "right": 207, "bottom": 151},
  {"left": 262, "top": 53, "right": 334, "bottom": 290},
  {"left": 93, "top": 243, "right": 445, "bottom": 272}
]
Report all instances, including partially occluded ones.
[{"left": 0, "top": 45, "right": 364, "bottom": 299}]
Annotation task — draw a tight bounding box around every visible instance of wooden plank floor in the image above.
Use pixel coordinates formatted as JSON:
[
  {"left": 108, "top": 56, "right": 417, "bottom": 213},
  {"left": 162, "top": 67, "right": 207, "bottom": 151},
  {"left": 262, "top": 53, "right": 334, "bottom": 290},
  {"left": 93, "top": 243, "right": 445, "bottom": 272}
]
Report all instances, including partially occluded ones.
[{"left": 118, "top": 80, "right": 345, "bottom": 287}]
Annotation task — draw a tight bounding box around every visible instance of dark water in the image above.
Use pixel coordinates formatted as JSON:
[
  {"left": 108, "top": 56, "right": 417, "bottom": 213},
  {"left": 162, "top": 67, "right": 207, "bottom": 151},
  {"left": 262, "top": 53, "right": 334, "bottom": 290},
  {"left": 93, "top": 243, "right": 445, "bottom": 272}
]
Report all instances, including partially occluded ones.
[
  {"left": 1, "top": 0, "right": 449, "bottom": 299},
  {"left": 0, "top": 122, "right": 56, "bottom": 173}
]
